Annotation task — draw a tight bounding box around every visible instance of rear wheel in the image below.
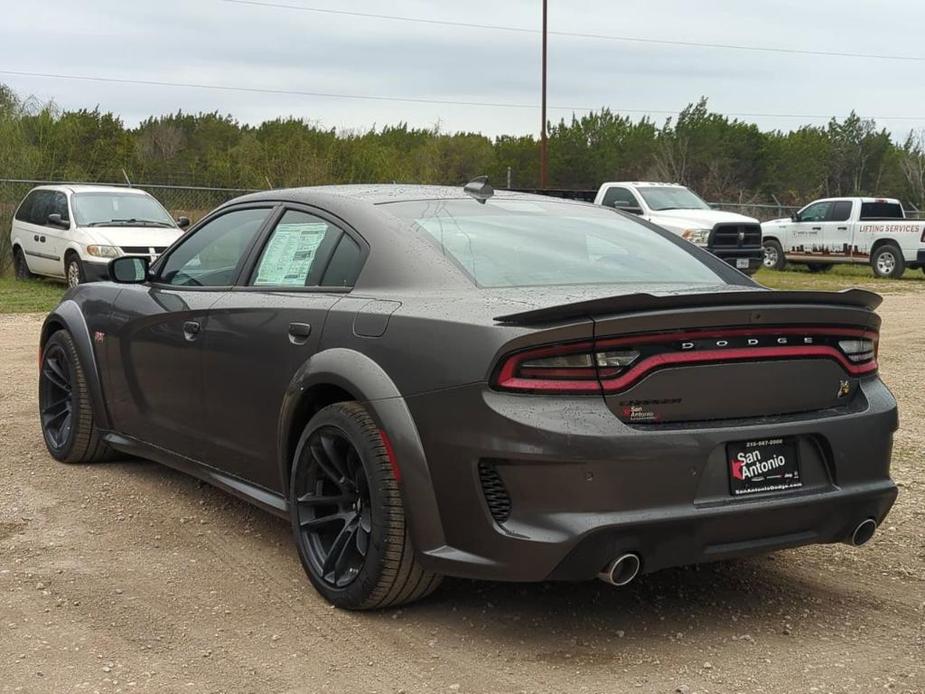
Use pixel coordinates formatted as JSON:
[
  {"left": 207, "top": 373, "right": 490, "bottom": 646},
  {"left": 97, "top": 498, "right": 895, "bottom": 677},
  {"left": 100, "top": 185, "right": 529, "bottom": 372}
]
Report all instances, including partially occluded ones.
[
  {"left": 871, "top": 244, "right": 905, "bottom": 279},
  {"left": 807, "top": 263, "right": 833, "bottom": 273},
  {"left": 13, "top": 246, "right": 34, "bottom": 280},
  {"left": 65, "top": 253, "right": 84, "bottom": 288},
  {"left": 39, "top": 330, "right": 114, "bottom": 463},
  {"left": 762, "top": 239, "right": 786, "bottom": 270},
  {"left": 290, "top": 402, "right": 441, "bottom": 610}
]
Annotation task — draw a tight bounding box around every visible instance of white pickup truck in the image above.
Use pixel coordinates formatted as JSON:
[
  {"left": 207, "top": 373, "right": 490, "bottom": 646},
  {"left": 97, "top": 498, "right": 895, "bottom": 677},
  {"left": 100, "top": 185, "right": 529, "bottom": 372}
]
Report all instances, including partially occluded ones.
[
  {"left": 594, "top": 181, "right": 764, "bottom": 274},
  {"left": 761, "top": 196, "right": 925, "bottom": 278}
]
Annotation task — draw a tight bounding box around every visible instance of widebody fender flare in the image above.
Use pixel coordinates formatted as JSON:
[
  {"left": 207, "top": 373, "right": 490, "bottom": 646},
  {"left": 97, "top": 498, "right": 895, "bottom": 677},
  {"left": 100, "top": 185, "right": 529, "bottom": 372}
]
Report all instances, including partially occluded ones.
[
  {"left": 277, "top": 347, "right": 446, "bottom": 553},
  {"left": 41, "top": 299, "right": 111, "bottom": 430}
]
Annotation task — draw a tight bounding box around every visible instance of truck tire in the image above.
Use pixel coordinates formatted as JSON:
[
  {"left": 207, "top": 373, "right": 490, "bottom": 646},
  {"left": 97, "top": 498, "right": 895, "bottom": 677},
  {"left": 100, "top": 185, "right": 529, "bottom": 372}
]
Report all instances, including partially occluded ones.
[
  {"left": 807, "top": 263, "right": 833, "bottom": 273},
  {"left": 871, "top": 244, "right": 905, "bottom": 279},
  {"left": 762, "top": 239, "right": 786, "bottom": 271}
]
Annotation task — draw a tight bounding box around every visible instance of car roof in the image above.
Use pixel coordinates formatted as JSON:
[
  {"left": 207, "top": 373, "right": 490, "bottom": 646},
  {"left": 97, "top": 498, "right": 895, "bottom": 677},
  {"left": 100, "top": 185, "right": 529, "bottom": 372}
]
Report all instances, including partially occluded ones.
[
  {"left": 30, "top": 184, "right": 152, "bottom": 196},
  {"left": 601, "top": 181, "right": 686, "bottom": 188},
  {"left": 232, "top": 183, "right": 570, "bottom": 207},
  {"left": 810, "top": 197, "right": 902, "bottom": 205}
]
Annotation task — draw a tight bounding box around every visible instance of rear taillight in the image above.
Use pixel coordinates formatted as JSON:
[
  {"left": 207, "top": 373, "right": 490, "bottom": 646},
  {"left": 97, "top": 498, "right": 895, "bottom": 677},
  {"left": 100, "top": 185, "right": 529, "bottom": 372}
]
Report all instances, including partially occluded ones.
[
  {"left": 493, "top": 327, "right": 878, "bottom": 394},
  {"left": 920, "top": 227, "right": 925, "bottom": 243}
]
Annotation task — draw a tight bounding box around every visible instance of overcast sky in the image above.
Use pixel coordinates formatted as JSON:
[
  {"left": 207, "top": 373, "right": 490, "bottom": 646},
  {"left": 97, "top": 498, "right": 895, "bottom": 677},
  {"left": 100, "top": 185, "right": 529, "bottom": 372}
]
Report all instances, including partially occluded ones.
[{"left": 2, "top": 0, "right": 925, "bottom": 138}]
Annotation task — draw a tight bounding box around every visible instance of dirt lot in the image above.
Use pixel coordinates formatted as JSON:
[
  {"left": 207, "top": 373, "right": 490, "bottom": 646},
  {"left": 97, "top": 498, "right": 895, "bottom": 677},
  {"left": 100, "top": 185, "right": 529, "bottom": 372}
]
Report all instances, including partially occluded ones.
[{"left": 1, "top": 299, "right": 923, "bottom": 694}]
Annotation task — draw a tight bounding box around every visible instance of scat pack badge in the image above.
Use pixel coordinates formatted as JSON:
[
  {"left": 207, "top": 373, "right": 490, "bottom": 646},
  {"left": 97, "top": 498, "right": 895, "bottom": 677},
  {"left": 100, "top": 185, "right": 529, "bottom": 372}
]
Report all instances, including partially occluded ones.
[{"left": 622, "top": 405, "right": 659, "bottom": 423}]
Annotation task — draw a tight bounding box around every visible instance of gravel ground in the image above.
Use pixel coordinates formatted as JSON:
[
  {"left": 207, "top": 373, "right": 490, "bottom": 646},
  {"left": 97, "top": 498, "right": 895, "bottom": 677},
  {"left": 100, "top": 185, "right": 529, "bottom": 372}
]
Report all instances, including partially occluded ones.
[{"left": 1, "top": 298, "right": 923, "bottom": 694}]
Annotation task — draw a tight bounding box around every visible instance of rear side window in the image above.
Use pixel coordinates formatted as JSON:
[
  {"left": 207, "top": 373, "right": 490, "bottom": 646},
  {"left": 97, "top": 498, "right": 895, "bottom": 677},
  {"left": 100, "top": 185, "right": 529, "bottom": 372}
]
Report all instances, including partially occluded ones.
[
  {"left": 860, "top": 202, "right": 903, "bottom": 220},
  {"left": 252, "top": 210, "right": 352, "bottom": 287},
  {"left": 829, "top": 201, "right": 853, "bottom": 222},
  {"left": 321, "top": 234, "right": 362, "bottom": 287},
  {"left": 387, "top": 199, "right": 723, "bottom": 288},
  {"left": 14, "top": 190, "right": 40, "bottom": 223}
]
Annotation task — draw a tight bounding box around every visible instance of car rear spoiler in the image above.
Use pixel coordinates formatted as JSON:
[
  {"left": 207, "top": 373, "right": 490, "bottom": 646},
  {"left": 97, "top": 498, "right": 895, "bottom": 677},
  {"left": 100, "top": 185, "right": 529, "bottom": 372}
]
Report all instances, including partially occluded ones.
[{"left": 494, "top": 288, "right": 883, "bottom": 325}]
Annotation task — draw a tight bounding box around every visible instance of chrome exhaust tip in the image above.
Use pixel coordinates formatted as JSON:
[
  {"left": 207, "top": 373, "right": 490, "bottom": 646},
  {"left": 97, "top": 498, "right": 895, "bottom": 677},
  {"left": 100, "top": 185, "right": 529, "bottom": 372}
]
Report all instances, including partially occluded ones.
[
  {"left": 849, "top": 518, "right": 877, "bottom": 546},
  {"left": 597, "top": 553, "right": 641, "bottom": 587}
]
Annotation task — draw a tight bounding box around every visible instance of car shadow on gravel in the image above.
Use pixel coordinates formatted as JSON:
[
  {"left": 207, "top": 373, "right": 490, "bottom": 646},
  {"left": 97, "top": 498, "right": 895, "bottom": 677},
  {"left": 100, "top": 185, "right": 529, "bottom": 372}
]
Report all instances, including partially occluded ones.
[{"left": 106, "top": 457, "right": 885, "bottom": 645}]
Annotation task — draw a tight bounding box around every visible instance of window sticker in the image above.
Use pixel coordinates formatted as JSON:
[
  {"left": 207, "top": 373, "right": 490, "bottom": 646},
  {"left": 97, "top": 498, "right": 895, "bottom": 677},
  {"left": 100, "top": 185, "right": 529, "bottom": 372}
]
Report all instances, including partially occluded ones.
[{"left": 254, "top": 222, "right": 329, "bottom": 286}]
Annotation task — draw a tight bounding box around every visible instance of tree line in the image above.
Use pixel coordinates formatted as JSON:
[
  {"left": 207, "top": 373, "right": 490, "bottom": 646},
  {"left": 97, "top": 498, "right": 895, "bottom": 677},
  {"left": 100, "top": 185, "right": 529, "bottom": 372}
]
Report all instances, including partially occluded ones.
[{"left": 4, "top": 84, "right": 925, "bottom": 207}]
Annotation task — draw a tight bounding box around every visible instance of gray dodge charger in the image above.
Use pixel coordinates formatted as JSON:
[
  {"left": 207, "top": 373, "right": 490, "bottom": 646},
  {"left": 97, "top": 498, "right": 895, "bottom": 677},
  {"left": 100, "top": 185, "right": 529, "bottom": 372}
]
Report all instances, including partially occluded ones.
[{"left": 37, "top": 181, "right": 898, "bottom": 609}]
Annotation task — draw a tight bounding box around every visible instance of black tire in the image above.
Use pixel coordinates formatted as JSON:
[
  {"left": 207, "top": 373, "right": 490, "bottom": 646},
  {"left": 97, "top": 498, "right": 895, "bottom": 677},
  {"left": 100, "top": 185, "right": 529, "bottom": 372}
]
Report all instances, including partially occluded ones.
[
  {"left": 762, "top": 239, "right": 786, "bottom": 271},
  {"left": 290, "top": 402, "right": 442, "bottom": 610},
  {"left": 807, "top": 263, "right": 833, "bottom": 273},
  {"left": 39, "top": 330, "right": 114, "bottom": 463},
  {"left": 870, "top": 243, "right": 905, "bottom": 279},
  {"left": 13, "top": 246, "right": 35, "bottom": 280},
  {"left": 65, "top": 253, "right": 84, "bottom": 288}
]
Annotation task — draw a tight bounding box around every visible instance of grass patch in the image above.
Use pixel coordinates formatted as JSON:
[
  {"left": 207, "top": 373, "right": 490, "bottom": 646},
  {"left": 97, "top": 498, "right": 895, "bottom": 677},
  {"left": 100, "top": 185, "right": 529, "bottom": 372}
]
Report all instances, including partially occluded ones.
[
  {"left": 754, "top": 264, "right": 925, "bottom": 293},
  {"left": 0, "top": 276, "right": 66, "bottom": 314}
]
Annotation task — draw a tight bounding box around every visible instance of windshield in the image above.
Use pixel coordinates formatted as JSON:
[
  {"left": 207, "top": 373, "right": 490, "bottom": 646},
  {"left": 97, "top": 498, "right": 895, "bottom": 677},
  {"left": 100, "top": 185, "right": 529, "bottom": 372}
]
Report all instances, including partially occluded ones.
[
  {"left": 636, "top": 186, "right": 711, "bottom": 212},
  {"left": 386, "top": 199, "right": 723, "bottom": 288},
  {"left": 72, "top": 192, "right": 176, "bottom": 228}
]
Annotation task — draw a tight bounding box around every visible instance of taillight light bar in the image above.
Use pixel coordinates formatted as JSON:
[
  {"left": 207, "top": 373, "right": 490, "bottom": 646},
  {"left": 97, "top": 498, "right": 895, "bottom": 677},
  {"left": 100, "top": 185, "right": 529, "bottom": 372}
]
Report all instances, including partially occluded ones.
[{"left": 493, "top": 327, "right": 879, "bottom": 394}]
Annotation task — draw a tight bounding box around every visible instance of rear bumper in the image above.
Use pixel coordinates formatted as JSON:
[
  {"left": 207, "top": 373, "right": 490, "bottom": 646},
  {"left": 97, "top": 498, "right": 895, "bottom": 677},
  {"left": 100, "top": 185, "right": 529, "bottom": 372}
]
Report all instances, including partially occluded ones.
[{"left": 404, "top": 377, "right": 898, "bottom": 582}]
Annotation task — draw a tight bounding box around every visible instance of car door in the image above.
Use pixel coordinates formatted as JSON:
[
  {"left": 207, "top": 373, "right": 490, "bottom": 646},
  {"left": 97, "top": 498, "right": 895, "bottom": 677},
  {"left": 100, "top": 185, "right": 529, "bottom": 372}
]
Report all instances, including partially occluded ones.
[
  {"left": 104, "top": 205, "right": 276, "bottom": 460},
  {"left": 789, "top": 201, "right": 831, "bottom": 257},
  {"left": 41, "top": 191, "right": 74, "bottom": 274},
  {"left": 198, "top": 206, "right": 366, "bottom": 491},
  {"left": 599, "top": 186, "right": 645, "bottom": 216},
  {"left": 821, "top": 200, "right": 855, "bottom": 259},
  {"left": 17, "top": 190, "right": 61, "bottom": 276}
]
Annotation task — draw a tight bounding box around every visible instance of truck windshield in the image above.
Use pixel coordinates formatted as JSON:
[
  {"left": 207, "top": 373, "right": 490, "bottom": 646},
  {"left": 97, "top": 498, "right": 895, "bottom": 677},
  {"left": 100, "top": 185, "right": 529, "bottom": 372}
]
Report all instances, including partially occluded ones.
[
  {"left": 72, "top": 192, "right": 177, "bottom": 228},
  {"left": 636, "top": 186, "right": 712, "bottom": 212},
  {"left": 859, "top": 202, "right": 904, "bottom": 220},
  {"left": 386, "top": 199, "right": 723, "bottom": 288}
]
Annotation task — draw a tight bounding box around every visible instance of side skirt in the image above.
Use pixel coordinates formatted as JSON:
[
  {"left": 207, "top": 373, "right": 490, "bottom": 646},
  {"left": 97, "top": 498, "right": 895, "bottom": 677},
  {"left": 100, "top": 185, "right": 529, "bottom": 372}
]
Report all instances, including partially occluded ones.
[{"left": 102, "top": 432, "right": 290, "bottom": 519}]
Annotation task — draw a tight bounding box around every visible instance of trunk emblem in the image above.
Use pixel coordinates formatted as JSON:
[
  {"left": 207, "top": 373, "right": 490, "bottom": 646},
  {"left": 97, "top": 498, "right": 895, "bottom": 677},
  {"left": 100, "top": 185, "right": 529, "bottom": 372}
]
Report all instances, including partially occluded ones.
[{"left": 837, "top": 380, "right": 851, "bottom": 398}]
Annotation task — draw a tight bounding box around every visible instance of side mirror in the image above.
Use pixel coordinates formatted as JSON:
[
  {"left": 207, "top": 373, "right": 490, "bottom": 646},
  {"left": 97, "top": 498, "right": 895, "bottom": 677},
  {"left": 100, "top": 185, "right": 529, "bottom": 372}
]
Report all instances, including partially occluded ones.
[
  {"left": 109, "top": 256, "right": 150, "bottom": 284},
  {"left": 47, "top": 213, "right": 69, "bottom": 229},
  {"left": 791, "top": 213, "right": 800, "bottom": 222},
  {"left": 176, "top": 216, "right": 191, "bottom": 229}
]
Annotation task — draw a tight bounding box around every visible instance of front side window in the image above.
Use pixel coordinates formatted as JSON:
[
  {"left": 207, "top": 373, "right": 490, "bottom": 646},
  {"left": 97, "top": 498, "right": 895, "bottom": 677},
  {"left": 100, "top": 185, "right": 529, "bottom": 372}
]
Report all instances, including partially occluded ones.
[
  {"left": 635, "top": 186, "right": 711, "bottom": 211},
  {"left": 799, "top": 202, "right": 832, "bottom": 223},
  {"left": 72, "top": 192, "right": 176, "bottom": 228},
  {"left": 601, "top": 187, "right": 641, "bottom": 210},
  {"left": 52, "top": 192, "right": 70, "bottom": 223},
  {"left": 159, "top": 207, "right": 271, "bottom": 287},
  {"left": 387, "top": 199, "right": 723, "bottom": 288},
  {"left": 252, "top": 210, "right": 344, "bottom": 287}
]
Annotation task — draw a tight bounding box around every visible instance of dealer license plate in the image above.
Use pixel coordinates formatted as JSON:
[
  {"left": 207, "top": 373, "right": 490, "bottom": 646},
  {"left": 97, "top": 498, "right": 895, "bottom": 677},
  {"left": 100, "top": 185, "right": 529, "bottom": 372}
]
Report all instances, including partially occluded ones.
[{"left": 727, "top": 438, "right": 802, "bottom": 497}]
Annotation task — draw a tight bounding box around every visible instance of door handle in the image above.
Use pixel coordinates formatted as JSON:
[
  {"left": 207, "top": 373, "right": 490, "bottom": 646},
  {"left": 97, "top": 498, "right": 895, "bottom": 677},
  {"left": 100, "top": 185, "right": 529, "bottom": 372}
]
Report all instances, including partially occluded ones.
[
  {"left": 288, "top": 322, "right": 312, "bottom": 344},
  {"left": 183, "top": 320, "right": 201, "bottom": 341},
  {"left": 33, "top": 234, "right": 39, "bottom": 241},
  {"left": 811, "top": 226, "right": 822, "bottom": 231},
  {"left": 40, "top": 236, "right": 46, "bottom": 243},
  {"left": 837, "top": 226, "right": 848, "bottom": 231}
]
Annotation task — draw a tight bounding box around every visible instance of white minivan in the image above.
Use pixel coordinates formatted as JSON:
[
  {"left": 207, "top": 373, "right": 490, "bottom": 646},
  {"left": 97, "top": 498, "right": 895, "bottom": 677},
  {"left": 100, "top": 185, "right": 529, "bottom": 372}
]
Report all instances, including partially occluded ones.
[{"left": 9, "top": 185, "right": 188, "bottom": 287}]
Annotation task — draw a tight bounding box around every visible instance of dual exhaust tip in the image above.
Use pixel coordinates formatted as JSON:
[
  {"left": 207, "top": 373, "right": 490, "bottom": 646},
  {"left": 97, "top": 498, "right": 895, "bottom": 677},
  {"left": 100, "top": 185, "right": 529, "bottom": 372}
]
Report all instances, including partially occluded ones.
[{"left": 597, "top": 520, "right": 876, "bottom": 587}]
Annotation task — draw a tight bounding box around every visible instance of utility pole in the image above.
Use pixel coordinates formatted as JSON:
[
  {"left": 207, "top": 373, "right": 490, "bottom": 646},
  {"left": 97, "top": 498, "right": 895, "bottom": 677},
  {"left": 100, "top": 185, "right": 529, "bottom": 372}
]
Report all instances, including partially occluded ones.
[{"left": 540, "top": 0, "right": 548, "bottom": 189}]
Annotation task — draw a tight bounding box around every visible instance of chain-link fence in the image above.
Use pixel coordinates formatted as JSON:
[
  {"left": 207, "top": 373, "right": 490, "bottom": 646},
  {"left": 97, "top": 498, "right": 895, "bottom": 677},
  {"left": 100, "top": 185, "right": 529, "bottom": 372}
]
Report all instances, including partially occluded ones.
[{"left": 0, "top": 179, "right": 256, "bottom": 275}]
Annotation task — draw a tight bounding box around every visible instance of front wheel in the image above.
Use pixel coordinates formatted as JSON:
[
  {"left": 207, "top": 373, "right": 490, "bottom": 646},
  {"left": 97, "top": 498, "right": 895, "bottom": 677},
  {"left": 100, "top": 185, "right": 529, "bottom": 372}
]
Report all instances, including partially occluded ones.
[
  {"left": 39, "top": 330, "right": 114, "bottom": 463},
  {"left": 290, "top": 402, "right": 442, "bottom": 609},
  {"left": 65, "top": 255, "right": 84, "bottom": 288},
  {"left": 762, "top": 239, "right": 786, "bottom": 270},
  {"left": 871, "top": 244, "right": 905, "bottom": 279}
]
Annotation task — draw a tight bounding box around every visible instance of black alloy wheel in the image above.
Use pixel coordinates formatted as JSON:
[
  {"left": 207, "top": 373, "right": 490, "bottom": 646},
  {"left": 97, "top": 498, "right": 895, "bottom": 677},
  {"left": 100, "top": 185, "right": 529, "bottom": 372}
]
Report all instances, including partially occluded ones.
[
  {"left": 290, "top": 402, "right": 441, "bottom": 609},
  {"left": 40, "top": 341, "right": 74, "bottom": 451},
  {"left": 295, "top": 426, "right": 372, "bottom": 588},
  {"left": 38, "top": 330, "right": 114, "bottom": 463}
]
